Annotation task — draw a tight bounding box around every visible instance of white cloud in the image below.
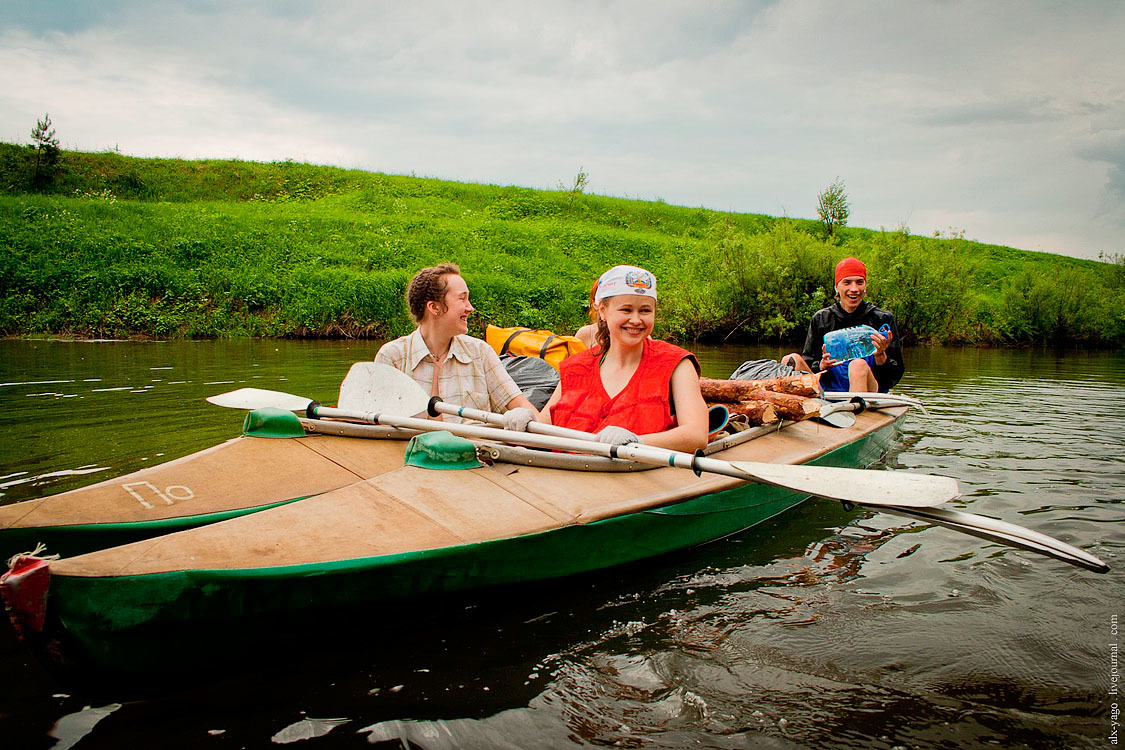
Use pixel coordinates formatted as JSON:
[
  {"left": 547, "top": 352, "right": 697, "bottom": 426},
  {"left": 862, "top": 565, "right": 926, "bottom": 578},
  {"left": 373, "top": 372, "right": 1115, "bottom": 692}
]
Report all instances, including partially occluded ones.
[{"left": 1, "top": 0, "right": 1122, "bottom": 259}]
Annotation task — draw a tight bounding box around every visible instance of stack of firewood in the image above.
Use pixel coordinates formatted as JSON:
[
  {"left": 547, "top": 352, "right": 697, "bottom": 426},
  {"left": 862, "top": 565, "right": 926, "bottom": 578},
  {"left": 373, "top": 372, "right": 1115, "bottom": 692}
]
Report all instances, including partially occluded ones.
[{"left": 701, "top": 373, "right": 822, "bottom": 425}]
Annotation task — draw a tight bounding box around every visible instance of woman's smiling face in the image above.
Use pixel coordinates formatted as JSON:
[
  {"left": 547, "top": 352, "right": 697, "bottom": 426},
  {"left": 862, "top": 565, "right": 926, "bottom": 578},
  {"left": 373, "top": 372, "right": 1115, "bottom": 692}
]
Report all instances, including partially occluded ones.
[{"left": 600, "top": 294, "right": 655, "bottom": 346}]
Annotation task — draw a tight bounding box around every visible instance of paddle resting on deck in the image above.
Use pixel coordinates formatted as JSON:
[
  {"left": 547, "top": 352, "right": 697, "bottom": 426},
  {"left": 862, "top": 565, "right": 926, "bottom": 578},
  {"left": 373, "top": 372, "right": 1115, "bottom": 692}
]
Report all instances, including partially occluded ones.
[{"left": 822, "top": 391, "right": 929, "bottom": 414}]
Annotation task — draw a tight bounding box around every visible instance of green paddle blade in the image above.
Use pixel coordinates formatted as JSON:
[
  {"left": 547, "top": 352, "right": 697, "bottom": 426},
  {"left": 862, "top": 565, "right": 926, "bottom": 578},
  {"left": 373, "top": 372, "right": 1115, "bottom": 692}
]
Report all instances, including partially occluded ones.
[{"left": 337, "top": 362, "right": 431, "bottom": 416}]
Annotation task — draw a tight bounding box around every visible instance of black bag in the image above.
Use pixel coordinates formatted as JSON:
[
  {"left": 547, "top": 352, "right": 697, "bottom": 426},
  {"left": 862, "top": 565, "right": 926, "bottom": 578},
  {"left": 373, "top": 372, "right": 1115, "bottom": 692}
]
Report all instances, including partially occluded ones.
[
  {"left": 501, "top": 355, "right": 559, "bottom": 410},
  {"left": 729, "top": 359, "right": 798, "bottom": 381}
]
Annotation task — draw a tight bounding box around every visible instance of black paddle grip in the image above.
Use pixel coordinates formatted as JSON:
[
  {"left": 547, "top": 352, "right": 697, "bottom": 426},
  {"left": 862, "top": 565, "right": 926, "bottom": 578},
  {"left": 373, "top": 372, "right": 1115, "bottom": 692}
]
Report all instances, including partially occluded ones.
[
  {"left": 849, "top": 396, "right": 867, "bottom": 414},
  {"left": 427, "top": 396, "right": 441, "bottom": 417},
  {"left": 306, "top": 401, "right": 322, "bottom": 419}
]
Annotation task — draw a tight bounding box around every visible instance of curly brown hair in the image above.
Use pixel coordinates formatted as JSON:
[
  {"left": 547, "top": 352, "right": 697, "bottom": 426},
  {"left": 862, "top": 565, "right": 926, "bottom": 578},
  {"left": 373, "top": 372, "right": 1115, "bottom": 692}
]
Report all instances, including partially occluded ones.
[
  {"left": 406, "top": 263, "right": 461, "bottom": 323},
  {"left": 594, "top": 316, "right": 610, "bottom": 352}
]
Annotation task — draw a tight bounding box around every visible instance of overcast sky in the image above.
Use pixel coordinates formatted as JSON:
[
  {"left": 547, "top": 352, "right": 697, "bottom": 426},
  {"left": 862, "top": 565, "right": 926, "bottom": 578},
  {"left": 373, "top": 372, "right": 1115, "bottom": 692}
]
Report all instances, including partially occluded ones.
[{"left": 2, "top": 1, "right": 1122, "bottom": 260}]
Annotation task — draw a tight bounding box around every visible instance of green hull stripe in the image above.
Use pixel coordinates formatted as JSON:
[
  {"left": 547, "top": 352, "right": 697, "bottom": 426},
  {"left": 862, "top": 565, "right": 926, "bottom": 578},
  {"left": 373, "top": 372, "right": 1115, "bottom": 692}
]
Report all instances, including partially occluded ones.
[{"left": 14, "top": 497, "right": 307, "bottom": 535}]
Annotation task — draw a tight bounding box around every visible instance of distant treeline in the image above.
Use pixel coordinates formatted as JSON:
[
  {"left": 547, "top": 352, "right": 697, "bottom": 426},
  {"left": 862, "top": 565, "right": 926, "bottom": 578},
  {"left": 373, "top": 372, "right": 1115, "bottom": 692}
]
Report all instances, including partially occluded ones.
[{"left": 1, "top": 143, "right": 1122, "bottom": 347}]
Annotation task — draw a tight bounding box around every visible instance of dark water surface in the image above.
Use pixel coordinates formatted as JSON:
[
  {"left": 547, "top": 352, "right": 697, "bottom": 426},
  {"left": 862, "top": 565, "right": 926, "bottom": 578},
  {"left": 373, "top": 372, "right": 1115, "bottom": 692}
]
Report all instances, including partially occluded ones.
[{"left": 1, "top": 339, "right": 1121, "bottom": 749}]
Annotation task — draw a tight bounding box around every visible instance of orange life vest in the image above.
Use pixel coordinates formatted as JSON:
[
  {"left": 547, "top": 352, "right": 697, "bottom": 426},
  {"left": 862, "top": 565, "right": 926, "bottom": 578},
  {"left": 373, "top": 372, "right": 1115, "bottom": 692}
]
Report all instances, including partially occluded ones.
[{"left": 550, "top": 338, "right": 697, "bottom": 435}]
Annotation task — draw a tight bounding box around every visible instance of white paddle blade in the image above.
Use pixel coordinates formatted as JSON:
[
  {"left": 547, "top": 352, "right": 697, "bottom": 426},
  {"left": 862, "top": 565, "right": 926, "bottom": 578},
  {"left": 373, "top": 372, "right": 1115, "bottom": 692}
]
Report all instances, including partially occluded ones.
[
  {"left": 206, "top": 388, "right": 313, "bottom": 412},
  {"left": 730, "top": 461, "right": 960, "bottom": 508},
  {"left": 819, "top": 410, "right": 857, "bottom": 428},
  {"left": 338, "top": 362, "right": 431, "bottom": 416},
  {"left": 882, "top": 506, "right": 1110, "bottom": 573},
  {"left": 811, "top": 400, "right": 856, "bottom": 428}
]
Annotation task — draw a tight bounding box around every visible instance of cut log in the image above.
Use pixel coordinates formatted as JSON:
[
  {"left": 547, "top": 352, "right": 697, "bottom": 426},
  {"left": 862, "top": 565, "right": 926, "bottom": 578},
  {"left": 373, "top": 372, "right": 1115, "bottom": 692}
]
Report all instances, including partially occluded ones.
[
  {"left": 743, "top": 390, "right": 819, "bottom": 422},
  {"left": 717, "top": 400, "right": 778, "bottom": 425},
  {"left": 700, "top": 374, "right": 821, "bottom": 401}
]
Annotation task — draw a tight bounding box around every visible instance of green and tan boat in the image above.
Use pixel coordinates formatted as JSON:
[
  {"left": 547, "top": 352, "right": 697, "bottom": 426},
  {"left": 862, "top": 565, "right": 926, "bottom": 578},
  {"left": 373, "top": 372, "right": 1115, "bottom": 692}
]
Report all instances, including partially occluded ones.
[{"left": 1, "top": 403, "right": 907, "bottom": 667}]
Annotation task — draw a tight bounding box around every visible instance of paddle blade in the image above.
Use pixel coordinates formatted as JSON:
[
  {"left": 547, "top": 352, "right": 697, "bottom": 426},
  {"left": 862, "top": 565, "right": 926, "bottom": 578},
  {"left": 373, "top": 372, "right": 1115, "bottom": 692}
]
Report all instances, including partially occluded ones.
[
  {"left": 338, "top": 362, "right": 431, "bottom": 416},
  {"left": 811, "top": 400, "right": 856, "bottom": 428},
  {"left": 206, "top": 388, "right": 313, "bottom": 412},
  {"left": 729, "top": 461, "right": 960, "bottom": 508},
  {"left": 881, "top": 506, "right": 1109, "bottom": 573}
]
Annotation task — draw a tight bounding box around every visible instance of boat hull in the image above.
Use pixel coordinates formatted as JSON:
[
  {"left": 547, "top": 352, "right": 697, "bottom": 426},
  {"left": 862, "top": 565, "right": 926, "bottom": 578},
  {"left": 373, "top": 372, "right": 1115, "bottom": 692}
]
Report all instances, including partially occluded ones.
[{"left": 39, "top": 411, "right": 902, "bottom": 668}]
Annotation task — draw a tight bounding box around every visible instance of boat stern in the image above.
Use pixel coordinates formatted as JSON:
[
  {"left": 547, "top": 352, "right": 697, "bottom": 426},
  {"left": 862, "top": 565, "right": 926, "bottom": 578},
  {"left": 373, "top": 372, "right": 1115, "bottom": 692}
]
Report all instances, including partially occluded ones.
[{"left": 1, "top": 552, "right": 51, "bottom": 638}]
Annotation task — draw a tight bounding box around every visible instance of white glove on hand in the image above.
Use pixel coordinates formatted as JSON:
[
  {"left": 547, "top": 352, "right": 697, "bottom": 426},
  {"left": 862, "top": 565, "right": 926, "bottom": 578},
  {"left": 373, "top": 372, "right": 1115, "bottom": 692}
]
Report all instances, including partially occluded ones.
[
  {"left": 595, "top": 426, "right": 642, "bottom": 445},
  {"left": 501, "top": 407, "right": 536, "bottom": 432}
]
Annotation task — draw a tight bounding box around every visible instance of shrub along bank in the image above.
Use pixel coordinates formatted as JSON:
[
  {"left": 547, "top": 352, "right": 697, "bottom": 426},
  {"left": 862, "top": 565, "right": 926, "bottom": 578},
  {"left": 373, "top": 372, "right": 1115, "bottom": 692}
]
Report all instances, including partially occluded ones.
[{"left": 1, "top": 143, "right": 1122, "bottom": 346}]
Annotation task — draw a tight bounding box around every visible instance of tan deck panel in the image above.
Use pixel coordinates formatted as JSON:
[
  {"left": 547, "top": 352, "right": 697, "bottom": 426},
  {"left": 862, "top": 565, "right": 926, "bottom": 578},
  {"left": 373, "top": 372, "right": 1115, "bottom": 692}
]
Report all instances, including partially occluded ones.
[
  {"left": 491, "top": 409, "right": 897, "bottom": 520},
  {"left": 298, "top": 434, "right": 411, "bottom": 477},
  {"left": 0, "top": 436, "right": 380, "bottom": 528},
  {"left": 488, "top": 459, "right": 700, "bottom": 519},
  {"left": 717, "top": 412, "right": 885, "bottom": 463},
  {"left": 368, "top": 466, "right": 564, "bottom": 541},
  {"left": 472, "top": 465, "right": 576, "bottom": 523},
  {"left": 56, "top": 479, "right": 464, "bottom": 576},
  {"left": 489, "top": 459, "right": 739, "bottom": 524}
]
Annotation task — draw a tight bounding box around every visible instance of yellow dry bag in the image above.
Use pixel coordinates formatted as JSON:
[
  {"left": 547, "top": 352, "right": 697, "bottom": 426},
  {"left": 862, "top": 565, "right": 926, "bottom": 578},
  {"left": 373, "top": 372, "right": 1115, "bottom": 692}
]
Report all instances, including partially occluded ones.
[{"left": 485, "top": 325, "right": 587, "bottom": 370}]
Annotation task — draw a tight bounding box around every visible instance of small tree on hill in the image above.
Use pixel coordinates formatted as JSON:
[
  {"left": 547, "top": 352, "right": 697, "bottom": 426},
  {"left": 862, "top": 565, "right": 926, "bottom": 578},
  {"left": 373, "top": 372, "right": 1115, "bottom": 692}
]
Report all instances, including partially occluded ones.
[
  {"left": 557, "top": 167, "right": 589, "bottom": 211},
  {"left": 31, "top": 113, "right": 61, "bottom": 187},
  {"left": 817, "top": 178, "right": 850, "bottom": 238}
]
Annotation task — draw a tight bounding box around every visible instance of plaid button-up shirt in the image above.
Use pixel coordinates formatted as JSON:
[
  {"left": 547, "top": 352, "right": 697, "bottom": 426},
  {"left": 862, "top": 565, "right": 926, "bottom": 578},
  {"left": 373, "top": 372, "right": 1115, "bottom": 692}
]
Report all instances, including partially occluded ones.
[{"left": 375, "top": 329, "right": 524, "bottom": 423}]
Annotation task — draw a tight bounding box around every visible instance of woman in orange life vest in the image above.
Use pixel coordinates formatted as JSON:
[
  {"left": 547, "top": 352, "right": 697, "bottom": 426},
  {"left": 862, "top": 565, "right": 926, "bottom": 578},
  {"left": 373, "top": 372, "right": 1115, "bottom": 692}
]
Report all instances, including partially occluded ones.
[{"left": 540, "top": 265, "right": 709, "bottom": 453}]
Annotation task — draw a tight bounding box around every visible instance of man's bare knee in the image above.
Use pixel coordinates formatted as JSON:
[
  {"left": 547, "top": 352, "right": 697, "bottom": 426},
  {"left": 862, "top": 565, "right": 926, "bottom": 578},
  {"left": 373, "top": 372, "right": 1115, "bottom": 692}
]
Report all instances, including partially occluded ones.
[
  {"left": 782, "top": 353, "right": 811, "bottom": 372},
  {"left": 848, "top": 358, "right": 878, "bottom": 391},
  {"left": 848, "top": 359, "right": 872, "bottom": 376}
]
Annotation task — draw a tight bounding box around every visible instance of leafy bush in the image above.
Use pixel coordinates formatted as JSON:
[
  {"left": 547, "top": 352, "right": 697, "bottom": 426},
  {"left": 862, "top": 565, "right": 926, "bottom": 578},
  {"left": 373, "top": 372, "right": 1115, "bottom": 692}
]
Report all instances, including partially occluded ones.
[
  {"left": 664, "top": 219, "right": 834, "bottom": 342},
  {"left": 864, "top": 228, "right": 979, "bottom": 344},
  {"left": 996, "top": 267, "right": 1122, "bottom": 344}
]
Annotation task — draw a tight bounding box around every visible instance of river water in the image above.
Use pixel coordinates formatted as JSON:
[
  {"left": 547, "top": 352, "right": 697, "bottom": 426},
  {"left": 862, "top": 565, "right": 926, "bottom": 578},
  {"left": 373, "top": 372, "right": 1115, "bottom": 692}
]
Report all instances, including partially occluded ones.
[{"left": 0, "top": 339, "right": 1121, "bottom": 749}]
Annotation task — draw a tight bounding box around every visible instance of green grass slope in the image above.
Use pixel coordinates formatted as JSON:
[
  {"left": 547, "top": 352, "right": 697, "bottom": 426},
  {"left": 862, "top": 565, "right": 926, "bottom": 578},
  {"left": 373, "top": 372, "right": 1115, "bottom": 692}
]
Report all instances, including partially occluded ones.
[{"left": 2, "top": 143, "right": 1122, "bottom": 346}]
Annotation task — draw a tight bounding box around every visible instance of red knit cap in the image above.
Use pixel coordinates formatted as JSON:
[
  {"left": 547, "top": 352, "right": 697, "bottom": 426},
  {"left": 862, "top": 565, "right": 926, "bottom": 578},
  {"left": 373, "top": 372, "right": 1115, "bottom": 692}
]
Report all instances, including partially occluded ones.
[{"left": 834, "top": 257, "right": 867, "bottom": 286}]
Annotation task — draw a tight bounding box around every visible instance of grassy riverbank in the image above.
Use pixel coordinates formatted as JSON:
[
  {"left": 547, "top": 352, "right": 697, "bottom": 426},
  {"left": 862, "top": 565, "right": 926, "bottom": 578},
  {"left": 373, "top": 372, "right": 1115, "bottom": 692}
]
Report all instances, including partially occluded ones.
[{"left": 2, "top": 143, "right": 1122, "bottom": 346}]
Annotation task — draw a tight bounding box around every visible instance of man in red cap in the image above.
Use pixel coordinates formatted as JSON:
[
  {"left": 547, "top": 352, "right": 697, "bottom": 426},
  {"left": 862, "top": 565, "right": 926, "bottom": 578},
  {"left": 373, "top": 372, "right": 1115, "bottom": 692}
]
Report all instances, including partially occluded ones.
[{"left": 781, "top": 257, "right": 903, "bottom": 392}]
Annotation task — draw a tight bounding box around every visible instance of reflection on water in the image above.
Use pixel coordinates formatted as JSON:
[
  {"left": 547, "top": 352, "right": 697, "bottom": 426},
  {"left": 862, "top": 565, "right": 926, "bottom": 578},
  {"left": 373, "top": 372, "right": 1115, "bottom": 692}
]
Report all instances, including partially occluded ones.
[{"left": 1, "top": 340, "right": 1122, "bottom": 749}]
